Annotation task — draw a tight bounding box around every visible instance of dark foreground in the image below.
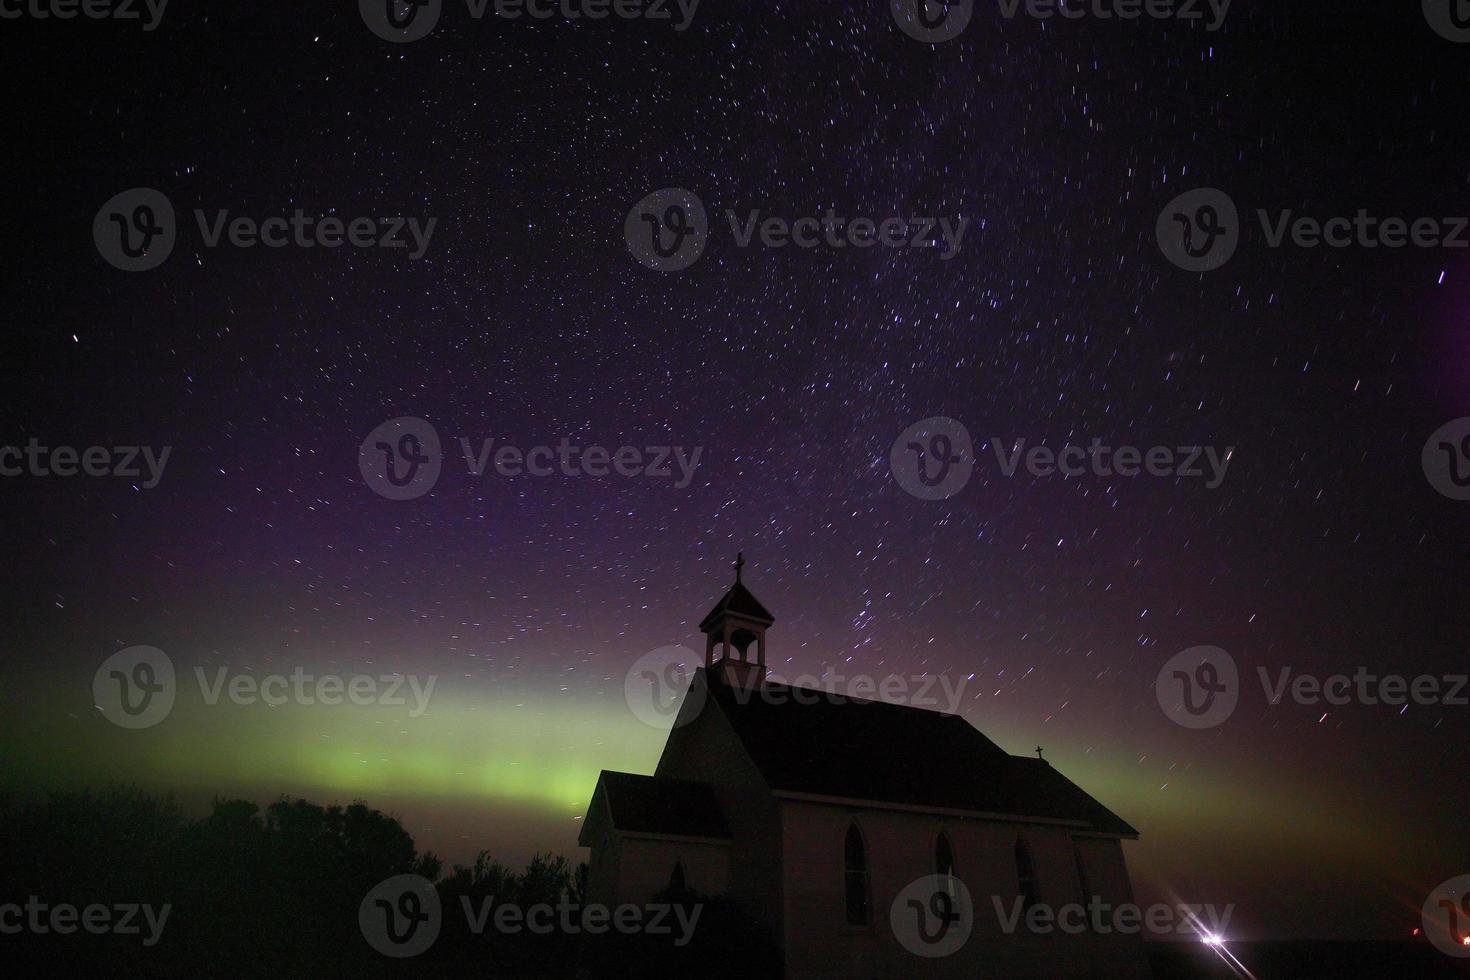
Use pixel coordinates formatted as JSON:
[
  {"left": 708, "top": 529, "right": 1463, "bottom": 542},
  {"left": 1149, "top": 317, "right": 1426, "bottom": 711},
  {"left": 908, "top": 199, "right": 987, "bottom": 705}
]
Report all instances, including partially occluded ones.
[{"left": 1149, "top": 940, "right": 1470, "bottom": 980}]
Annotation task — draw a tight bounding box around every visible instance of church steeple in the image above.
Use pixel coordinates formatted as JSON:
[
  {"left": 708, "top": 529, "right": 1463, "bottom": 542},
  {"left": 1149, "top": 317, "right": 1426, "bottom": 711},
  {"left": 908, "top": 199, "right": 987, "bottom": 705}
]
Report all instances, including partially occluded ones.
[{"left": 699, "top": 552, "right": 774, "bottom": 689}]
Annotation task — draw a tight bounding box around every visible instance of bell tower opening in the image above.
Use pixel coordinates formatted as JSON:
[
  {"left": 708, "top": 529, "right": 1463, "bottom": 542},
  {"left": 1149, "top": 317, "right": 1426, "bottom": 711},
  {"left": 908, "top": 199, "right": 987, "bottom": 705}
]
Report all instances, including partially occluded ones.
[{"left": 698, "top": 552, "right": 775, "bottom": 690}]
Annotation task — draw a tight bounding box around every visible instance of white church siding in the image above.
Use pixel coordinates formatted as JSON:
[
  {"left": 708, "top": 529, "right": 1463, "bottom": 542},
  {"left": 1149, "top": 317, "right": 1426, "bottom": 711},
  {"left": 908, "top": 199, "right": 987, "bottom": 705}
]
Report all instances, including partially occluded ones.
[
  {"left": 779, "top": 798, "right": 1150, "bottom": 979},
  {"left": 655, "top": 677, "right": 785, "bottom": 947}
]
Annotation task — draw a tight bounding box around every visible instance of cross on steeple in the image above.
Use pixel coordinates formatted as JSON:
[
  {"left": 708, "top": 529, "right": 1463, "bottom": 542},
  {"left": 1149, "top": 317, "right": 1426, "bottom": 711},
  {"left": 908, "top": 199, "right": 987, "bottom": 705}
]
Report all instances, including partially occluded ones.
[
  {"left": 1035, "top": 746, "right": 1045, "bottom": 760},
  {"left": 700, "top": 552, "right": 774, "bottom": 690}
]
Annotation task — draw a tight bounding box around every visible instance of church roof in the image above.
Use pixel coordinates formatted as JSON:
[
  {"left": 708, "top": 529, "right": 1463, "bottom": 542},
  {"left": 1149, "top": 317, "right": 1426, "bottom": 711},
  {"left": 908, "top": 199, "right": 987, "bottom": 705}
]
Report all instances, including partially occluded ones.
[
  {"left": 698, "top": 580, "right": 775, "bottom": 630},
  {"left": 581, "top": 770, "right": 732, "bottom": 842},
  {"left": 700, "top": 670, "right": 1138, "bottom": 837}
]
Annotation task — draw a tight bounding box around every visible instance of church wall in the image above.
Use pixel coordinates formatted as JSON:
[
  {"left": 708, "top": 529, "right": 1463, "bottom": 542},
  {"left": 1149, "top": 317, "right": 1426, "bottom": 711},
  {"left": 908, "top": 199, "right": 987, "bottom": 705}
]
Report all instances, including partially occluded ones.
[
  {"left": 583, "top": 824, "right": 621, "bottom": 910},
  {"left": 612, "top": 836, "right": 730, "bottom": 905},
  {"left": 653, "top": 685, "right": 784, "bottom": 950},
  {"left": 779, "top": 799, "right": 1149, "bottom": 979}
]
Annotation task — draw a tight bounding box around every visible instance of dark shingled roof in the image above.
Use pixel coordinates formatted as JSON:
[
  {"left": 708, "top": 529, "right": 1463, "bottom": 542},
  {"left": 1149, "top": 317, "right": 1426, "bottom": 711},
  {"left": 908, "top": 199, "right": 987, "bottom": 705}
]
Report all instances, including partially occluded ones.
[
  {"left": 698, "top": 582, "right": 775, "bottom": 630},
  {"left": 701, "top": 670, "right": 1138, "bottom": 837},
  {"left": 588, "top": 770, "right": 732, "bottom": 840}
]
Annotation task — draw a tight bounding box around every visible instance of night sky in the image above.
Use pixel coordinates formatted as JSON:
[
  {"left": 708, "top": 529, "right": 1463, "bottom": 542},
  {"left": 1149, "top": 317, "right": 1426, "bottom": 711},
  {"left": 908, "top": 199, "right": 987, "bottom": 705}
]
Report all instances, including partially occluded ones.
[{"left": 2, "top": 0, "right": 1468, "bottom": 946}]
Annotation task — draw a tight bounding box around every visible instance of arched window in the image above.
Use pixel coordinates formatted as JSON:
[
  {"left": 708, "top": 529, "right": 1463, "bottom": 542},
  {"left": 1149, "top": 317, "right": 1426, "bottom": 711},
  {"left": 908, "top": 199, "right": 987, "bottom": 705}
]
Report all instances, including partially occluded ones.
[
  {"left": 844, "top": 823, "right": 870, "bottom": 925},
  {"left": 935, "top": 832, "right": 956, "bottom": 897},
  {"left": 1015, "top": 837, "right": 1040, "bottom": 910}
]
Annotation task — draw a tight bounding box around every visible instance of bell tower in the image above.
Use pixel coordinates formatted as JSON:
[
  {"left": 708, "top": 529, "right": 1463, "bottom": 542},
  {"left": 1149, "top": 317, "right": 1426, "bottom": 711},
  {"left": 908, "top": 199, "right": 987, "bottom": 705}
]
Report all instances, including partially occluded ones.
[{"left": 699, "top": 552, "right": 775, "bottom": 689}]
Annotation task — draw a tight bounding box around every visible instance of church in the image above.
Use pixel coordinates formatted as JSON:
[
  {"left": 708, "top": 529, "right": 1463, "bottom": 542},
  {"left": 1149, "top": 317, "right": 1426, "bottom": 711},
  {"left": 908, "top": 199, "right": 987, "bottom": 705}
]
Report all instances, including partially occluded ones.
[{"left": 579, "top": 560, "right": 1151, "bottom": 978}]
